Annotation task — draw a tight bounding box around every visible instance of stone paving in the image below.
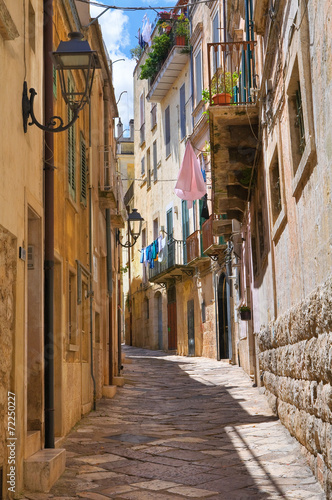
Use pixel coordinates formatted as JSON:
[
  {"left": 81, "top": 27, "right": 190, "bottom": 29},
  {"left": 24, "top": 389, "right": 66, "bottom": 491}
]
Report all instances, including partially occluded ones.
[{"left": 24, "top": 346, "right": 326, "bottom": 500}]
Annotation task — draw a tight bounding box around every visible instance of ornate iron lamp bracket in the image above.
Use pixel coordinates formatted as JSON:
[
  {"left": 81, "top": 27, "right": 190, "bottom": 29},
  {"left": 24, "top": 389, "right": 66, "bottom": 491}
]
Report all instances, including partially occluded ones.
[{"left": 22, "top": 81, "right": 80, "bottom": 133}]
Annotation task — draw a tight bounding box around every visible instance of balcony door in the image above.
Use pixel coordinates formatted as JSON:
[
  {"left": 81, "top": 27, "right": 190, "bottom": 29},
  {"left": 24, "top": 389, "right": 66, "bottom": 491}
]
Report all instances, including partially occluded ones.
[
  {"left": 218, "top": 273, "right": 231, "bottom": 359},
  {"left": 182, "top": 200, "right": 189, "bottom": 264},
  {"left": 167, "top": 286, "right": 177, "bottom": 350},
  {"left": 166, "top": 208, "right": 174, "bottom": 267}
]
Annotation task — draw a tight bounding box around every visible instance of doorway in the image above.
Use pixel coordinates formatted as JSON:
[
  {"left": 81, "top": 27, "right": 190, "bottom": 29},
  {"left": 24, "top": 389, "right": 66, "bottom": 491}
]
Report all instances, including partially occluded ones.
[
  {"left": 187, "top": 299, "right": 195, "bottom": 356},
  {"left": 218, "top": 273, "right": 231, "bottom": 359},
  {"left": 167, "top": 286, "right": 177, "bottom": 350},
  {"left": 27, "top": 208, "right": 43, "bottom": 431},
  {"left": 155, "top": 292, "right": 163, "bottom": 349}
]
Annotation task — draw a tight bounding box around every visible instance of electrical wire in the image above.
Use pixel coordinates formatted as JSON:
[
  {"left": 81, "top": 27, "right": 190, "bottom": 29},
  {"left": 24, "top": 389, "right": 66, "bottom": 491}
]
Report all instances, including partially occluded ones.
[{"left": 76, "top": 0, "right": 216, "bottom": 11}]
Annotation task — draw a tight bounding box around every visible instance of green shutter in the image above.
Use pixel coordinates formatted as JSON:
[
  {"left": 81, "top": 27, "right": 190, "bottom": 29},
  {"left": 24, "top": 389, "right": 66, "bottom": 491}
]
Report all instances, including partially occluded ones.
[
  {"left": 80, "top": 135, "right": 87, "bottom": 205},
  {"left": 53, "top": 65, "right": 57, "bottom": 98}
]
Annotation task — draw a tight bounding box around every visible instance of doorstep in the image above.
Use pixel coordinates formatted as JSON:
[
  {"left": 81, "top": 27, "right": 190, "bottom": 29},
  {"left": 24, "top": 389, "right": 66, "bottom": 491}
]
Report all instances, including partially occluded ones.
[{"left": 24, "top": 448, "right": 66, "bottom": 492}]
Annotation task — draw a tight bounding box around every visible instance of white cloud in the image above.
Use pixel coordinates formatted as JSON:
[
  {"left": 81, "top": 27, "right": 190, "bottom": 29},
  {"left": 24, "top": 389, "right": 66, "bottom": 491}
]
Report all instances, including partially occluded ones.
[{"left": 90, "top": 5, "right": 136, "bottom": 135}]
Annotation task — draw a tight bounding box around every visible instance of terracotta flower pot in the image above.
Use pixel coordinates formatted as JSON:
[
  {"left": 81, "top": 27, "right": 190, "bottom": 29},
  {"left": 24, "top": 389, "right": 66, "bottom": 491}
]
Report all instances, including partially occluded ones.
[
  {"left": 175, "top": 35, "right": 186, "bottom": 46},
  {"left": 240, "top": 310, "right": 251, "bottom": 321},
  {"left": 212, "top": 92, "right": 232, "bottom": 105}
]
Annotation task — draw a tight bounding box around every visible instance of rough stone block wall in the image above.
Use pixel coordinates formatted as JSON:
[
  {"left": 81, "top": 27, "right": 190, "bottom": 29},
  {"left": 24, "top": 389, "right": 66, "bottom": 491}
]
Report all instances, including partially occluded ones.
[
  {"left": 0, "top": 226, "right": 16, "bottom": 470},
  {"left": 258, "top": 276, "right": 332, "bottom": 495}
]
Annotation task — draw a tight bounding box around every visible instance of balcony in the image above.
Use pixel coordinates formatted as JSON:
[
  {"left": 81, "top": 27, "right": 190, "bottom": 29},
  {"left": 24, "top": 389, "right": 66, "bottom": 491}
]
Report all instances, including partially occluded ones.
[
  {"left": 186, "top": 230, "right": 210, "bottom": 266},
  {"left": 148, "top": 238, "right": 194, "bottom": 284},
  {"left": 146, "top": 42, "right": 190, "bottom": 103},
  {"left": 206, "top": 40, "right": 259, "bottom": 223},
  {"left": 202, "top": 216, "right": 226, "bottom": 258}
]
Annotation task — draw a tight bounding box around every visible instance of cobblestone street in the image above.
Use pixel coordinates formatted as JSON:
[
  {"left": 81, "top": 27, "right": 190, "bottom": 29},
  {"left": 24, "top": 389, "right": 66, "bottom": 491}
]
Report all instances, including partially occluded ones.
[{"left": 24, "top": 347, "right": 325, "bottom": 500}]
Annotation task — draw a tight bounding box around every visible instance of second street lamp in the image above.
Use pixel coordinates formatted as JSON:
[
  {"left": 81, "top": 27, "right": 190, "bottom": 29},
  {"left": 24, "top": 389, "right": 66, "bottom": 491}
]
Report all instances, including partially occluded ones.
[
  {"left": 22, "top": 32, "right": 101, "bottom": 133},
  {"left": 117, "top": 209, "right": 144, "bottom": 248}
]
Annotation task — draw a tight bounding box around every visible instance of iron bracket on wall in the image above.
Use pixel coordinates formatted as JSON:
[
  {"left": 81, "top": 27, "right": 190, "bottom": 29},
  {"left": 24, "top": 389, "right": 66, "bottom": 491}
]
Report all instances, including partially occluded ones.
[{"left": 22, "top": 81, "right": 79, "bottom": 133}]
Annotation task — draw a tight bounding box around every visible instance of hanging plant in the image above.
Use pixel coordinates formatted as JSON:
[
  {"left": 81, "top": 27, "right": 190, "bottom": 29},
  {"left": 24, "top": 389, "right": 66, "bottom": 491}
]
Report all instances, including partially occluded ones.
[{"left": 140, "top": 34, "right": 171, "bottom": 80}]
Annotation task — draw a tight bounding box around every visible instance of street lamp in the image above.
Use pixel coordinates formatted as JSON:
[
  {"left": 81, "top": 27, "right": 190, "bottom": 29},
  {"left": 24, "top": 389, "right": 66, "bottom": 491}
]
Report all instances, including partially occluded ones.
[
  {"left": 22, "top": 32, "right": 101, "bottom": 133},
  {"left": 116, "top": 209, "right": 144, "bottom": 248}
]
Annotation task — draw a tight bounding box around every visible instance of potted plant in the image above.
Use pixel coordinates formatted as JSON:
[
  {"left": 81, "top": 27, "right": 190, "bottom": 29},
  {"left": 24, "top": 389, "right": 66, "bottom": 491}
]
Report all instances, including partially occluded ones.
[
  {"left": 211, "top": 70, "right": 239, "bottom": 105},
  {"left": 173, "top": 13, "right": 190, "bottom": 46},
  {"left": 139, "top": 34, "right": 171, "bottom": 81},
  {"left": 239, "top": 305, "right": 251, "bottom": 321},
  {"left": 158, "top": 10, "right": 171, "bottom": 21}
]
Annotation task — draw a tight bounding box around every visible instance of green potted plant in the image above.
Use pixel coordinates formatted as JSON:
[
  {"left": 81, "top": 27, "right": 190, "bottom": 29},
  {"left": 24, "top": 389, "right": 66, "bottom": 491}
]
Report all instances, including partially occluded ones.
[
  {"left": 211, "top": 70, "right": 239, "bottom": 105},
  {"left": 139, "top": 34, "right": 171, "bottom": 81},
  {"left": 173, "top": 13, "right": 190, "bottom": 46},
  {"left": 238, "top": 305, "right": 251, "bottom": 321}
]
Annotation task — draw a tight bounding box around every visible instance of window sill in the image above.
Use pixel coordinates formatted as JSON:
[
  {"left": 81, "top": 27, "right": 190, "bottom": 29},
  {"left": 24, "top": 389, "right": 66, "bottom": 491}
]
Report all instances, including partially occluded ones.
[
  {"left": 272, "top": 207, "right": 287, "bottom": 243},
  {"left": 292, "top": 135, "right": 316, "bottom": 199}
]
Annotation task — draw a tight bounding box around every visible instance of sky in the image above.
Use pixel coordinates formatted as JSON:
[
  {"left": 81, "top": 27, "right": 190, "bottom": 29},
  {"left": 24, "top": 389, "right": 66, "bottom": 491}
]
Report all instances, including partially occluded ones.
[{"left": 89, "top": 0, "right": 175, "bottom": 137}]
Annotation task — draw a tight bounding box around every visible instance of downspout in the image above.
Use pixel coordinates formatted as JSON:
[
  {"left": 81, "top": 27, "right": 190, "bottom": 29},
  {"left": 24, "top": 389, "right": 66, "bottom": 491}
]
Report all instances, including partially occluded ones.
[
  {"left": 223, "top": 0, "right": 227, "bottom": 43},
  {"left": 89, "top": 103, "right": 97, "bottom": 411},
  {"left": 214, "top": 270, "right": 220, "bottom": 360},
  {"left": 106, "top": 209, "right": 113, "bottom": 383},
  {"left": 104, "top": 81, "right": 114, "bottom": 385},
  {"left": 44, "top": 0, "right": 55, "bottom": 449}
]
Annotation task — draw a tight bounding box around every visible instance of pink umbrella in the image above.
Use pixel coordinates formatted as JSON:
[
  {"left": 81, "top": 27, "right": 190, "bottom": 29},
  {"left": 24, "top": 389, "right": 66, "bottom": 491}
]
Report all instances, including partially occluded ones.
[{"left": 174, "top": 141, "right": 206, "bottom": 208}]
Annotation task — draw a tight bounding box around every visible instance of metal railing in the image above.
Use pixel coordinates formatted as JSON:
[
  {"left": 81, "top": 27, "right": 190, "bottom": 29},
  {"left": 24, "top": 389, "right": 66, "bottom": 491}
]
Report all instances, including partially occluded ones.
[
  {"left": 186, "top": 230, "right": 200, "bottom": 262},
  {"left": 207, "top": 40, "right": 257, "bottom": 106},
  {"left": 148, "top": 238, "right": 185, "bottom": 281}
]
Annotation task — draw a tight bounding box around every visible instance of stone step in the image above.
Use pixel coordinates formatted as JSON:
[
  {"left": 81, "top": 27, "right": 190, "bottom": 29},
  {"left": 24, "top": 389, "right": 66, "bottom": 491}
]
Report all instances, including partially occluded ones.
[
  {"left": 24, "top": 431, "right": 41, "bottom": 459},
  {"left": 102, "top": 385, "right": 117, "bottom": 398},
  {"left": 24, "top": 448, "right": 66, "bottom": 492}
]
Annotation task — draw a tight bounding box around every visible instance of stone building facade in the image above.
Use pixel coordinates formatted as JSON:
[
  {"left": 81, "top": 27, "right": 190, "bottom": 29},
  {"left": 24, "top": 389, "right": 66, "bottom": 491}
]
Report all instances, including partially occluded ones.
[
  {"left": 0, "top": 0, "right": 123, "bottom": 496},
  {"left": 207, "top": 0, "right": 332, "bottom": 494},
  {"left": 128, "top": 1, "right": 228, "bottom": 359}
]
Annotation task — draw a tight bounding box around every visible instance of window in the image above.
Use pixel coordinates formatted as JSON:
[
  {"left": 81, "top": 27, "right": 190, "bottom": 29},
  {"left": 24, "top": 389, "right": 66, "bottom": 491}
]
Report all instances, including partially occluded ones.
[
  {"left": 287, "top": 60, "right": 306, "bottom": 175},
  {"left": 153, "top": 218, "right": 159, "bottom": 240},
  {"left": 153, "top": 140, "right": 158, "bottom": 181},
  {"left": 140, "top": 92, "right": 145, "bottom": 145},
  {"left": 147, "top": 148, "right": 151, "bottom": 188},
  {"left": 165, "top": 106, "right": 170, "bottom": 157},
  {"left": 151, "top": 103, "right": 157, "bottom": 129},
  {"left": 141, "top": 156, "right": 145, "bottom": 176},
  {"left": 270, "top": 151, "right": 282, "bottom": 225},
  {"left": 142, "top": 228, "right": 147, "bottom": 283},
  {"left": 182, "top": 200, "right": 189, "bottom": 264},
  {"left": 68, "top": 271, "right": 77, "bottom": 344},
  {"left": 180, "top": 84, "right": 186, "bottom": 140},
  {"left": 80, "top": 134, "right": 87, "bottom": 205},
  {"left": 212, "top": 11, "right": 220, "bottom": 73},
  {"left": 68, "top": 75, "right": 76, "bottom": 200},
  {"left": 194, "top": 49, "right": 203, "bottom": 107}
]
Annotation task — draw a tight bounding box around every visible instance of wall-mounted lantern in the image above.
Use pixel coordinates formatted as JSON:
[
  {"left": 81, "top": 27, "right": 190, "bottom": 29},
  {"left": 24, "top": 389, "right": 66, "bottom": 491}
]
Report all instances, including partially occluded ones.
[{"left": 22, "top": 32, "right": 101, "bottom": 133}]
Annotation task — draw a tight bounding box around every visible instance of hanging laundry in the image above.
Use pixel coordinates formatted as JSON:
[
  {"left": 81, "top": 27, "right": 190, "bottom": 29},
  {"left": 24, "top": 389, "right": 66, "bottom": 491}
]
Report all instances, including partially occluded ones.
[
  {"left": 138, "top": 28, "right": 144, "bottom": 48},
  {"left": 142, "top": 15, "right": 152, "bottom": 47},
  {"left": 174, "top": 141, "right": 206, "bottom": 209},
  {"left": 140, "top": 247, "right": 145, "bottom": 264},
  {"left": 201, "top": 193, "right": 210, "bottom": 220},
  {"left": 201, "top": 154, "right": 206, "bottom": 182},
  {"left": 158, "top": 237, "right": 166, "bottom": 262}
]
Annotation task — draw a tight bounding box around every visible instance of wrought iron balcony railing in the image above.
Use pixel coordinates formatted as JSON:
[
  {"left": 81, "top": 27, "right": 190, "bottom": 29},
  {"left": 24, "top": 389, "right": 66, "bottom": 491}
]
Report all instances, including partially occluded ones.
[
  {"left": 148, "top": 238, "right": 186, "bottom": 281},
  {"left": 207, "top": 40, "right": 257, "bottom": 106}
]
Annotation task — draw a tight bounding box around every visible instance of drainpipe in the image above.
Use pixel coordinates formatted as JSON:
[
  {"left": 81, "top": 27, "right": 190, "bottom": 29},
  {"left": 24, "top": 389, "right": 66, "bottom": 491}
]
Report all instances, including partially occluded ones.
[
  {"left": 88, "top": 104, "right": 96, "bottom": 411},
  {"left": 44, "top": 0, "right": 55, "bottom": 449},
  {"left": 104, "top": 81, "right": 114, "bottom": 385},
  {"left": 106, "top": 209, "right": 113, "bottom": 384}
]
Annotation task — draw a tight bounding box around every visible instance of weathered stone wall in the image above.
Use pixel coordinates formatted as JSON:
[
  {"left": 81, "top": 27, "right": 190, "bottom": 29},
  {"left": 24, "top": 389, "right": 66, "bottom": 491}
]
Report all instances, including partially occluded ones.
[
  {"left": 258, "top": 275, "right": 332, "bottom": 493},
  {"left": 0, "top": 226, "right": 16, "bottom": 472}
]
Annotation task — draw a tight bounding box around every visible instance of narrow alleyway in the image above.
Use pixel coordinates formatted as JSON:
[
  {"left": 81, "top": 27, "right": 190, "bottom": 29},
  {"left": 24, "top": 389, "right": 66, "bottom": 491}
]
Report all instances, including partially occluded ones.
[{"left": 24, "top": 347, "right": 325, "bottom": 500}]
